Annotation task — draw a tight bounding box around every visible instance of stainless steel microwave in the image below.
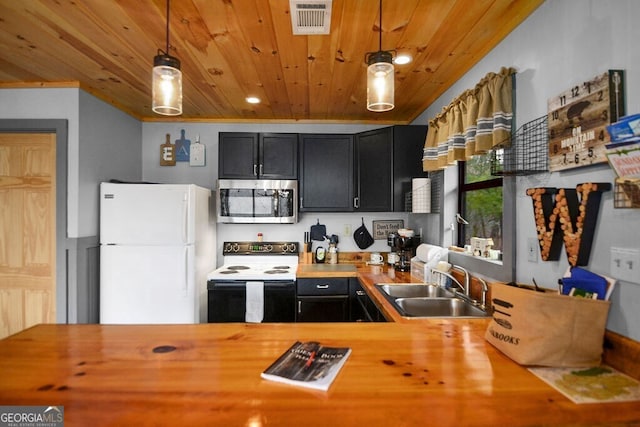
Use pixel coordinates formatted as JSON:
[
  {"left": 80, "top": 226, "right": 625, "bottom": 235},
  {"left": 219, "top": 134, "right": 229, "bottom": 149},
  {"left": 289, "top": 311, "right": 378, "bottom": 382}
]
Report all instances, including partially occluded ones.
[{"left": 216, "top": 179, "right": 298, "bottom": 224}]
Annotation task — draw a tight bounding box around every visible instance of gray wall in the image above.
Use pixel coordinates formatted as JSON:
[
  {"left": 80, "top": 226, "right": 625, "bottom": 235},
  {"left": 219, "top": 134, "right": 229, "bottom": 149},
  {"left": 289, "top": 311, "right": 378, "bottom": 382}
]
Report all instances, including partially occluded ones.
[
  {"left": 413, "top": 0, "right": 640, "bottom": 341},
  {"left": 78, "top": 90, "right": 142, "bottom": 236},
  {"left": 141, "top": 122, "right": 406, "bottom": 260}
]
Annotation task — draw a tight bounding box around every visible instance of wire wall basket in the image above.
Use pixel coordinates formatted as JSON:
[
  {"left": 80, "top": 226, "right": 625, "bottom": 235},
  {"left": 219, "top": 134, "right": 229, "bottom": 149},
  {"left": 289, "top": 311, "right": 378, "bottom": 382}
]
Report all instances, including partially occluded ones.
[
  {"left": 614, "top": 178, "right": 640, "bottom": 208},
  {"left": 405, "top": 170, "right": 442, "bottom": 213},
  {"left": 491, "top": 115, "right": 549, "bottom": 176}
]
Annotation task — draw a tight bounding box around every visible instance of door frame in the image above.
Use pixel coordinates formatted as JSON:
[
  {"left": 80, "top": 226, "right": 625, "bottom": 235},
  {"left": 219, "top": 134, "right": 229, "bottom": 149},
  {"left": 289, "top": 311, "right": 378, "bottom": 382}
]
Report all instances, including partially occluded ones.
[{"left": 0, "top": 119, "right": 69, "bottom": 323}]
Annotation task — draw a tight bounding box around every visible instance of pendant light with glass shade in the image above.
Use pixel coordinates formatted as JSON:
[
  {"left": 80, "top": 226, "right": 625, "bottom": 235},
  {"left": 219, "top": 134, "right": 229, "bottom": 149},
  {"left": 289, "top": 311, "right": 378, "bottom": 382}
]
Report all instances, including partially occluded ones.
[
  {"left": 365, "top": 0, "right": 394, "bottom": 112},
  {"left": 152, "top": 0, "right": 182, "bottom": 116}
]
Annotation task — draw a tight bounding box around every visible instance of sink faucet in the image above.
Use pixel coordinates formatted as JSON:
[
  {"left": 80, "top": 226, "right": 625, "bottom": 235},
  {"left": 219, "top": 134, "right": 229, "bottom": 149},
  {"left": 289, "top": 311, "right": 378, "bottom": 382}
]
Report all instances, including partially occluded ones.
[
  {"left": 431, "top": 270, "right": 465, "bottom": 293},
  {"left": 475, "top": 277, "right": 489, "bottom": 310},
  {"left": 451, "top": 265, "right": 470, "bottom": 296}
]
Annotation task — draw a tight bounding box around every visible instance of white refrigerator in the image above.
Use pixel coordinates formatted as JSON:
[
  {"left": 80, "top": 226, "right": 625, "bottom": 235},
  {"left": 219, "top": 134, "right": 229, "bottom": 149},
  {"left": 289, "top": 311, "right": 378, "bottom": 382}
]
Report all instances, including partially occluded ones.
[{"left": 99, "top": 183, "right": 216, "bottom": 324}]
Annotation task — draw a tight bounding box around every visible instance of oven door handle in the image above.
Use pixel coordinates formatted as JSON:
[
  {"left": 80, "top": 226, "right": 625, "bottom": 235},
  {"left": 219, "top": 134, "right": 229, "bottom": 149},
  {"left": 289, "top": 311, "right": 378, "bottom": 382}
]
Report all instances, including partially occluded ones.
[{"left": 265, "top": 282, "right": 295, "bottom": 288}]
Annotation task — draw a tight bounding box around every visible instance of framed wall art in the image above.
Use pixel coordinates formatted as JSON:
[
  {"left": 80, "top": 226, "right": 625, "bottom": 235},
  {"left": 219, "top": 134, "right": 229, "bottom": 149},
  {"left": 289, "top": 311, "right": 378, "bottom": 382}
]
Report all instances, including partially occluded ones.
[
  {"left": 547, "top": 69, "right": 625, "bottom": 172},
  {"left": 372, "top": 220, "right": 404, "bottom": 240}
]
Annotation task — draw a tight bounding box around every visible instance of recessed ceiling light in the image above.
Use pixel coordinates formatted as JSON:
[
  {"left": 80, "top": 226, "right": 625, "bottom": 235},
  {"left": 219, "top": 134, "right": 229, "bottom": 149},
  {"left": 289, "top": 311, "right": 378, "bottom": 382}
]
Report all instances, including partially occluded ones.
[
  {"left": 246, "top": 96, "right": 261, "bottom": 104},
  {"left": 394, "top": 54, "right": 412, "bottom": 65}
]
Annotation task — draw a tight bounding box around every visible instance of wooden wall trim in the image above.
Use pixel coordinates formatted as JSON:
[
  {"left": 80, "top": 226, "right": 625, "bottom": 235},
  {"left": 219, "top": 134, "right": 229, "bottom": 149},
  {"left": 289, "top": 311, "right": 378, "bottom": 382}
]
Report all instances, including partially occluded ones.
[{"left": 603, "top": 330, "right": 640, "bottom": 380}]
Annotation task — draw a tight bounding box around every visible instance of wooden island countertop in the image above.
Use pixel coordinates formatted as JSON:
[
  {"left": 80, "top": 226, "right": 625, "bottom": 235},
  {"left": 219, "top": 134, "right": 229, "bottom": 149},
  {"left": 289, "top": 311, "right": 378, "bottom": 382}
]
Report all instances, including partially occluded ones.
[{"left": 1, "top": 265, "right": 639, "bottom": 426}]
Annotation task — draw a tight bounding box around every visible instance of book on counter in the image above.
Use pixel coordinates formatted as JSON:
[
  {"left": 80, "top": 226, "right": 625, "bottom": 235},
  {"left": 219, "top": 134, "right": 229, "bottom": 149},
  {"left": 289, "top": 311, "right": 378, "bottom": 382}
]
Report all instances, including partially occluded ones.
[{"left": 261, "top": 341, "right": 351, "bottom": 391}]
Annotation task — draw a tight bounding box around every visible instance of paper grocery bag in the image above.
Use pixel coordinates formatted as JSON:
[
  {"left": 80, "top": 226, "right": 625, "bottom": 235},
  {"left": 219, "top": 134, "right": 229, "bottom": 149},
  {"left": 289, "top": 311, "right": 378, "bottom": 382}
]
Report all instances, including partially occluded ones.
[{"left": 485, "top": 283, "right": 610, "bottom": 367}]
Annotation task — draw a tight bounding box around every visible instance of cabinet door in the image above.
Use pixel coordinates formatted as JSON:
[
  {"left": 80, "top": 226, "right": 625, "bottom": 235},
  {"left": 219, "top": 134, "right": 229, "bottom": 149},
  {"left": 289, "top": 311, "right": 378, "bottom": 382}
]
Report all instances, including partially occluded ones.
[
  {"left": 259, "top": 133, "right": 298, "bottom": 179},
  {"left": 219, "top": 133, "right": 258, "bottom": 178},
  {"left": 263, "top": 282, "right": 296, "bottom": 322},
  {"left": 349, "top": 279, "right": 386, "bottom": 322},
  {"left": 355, "top": 127, "right": 392, "bottom": 211},
  {"left": 392, "top": 125, "right": 429, "bottom": 211},
  {"left": 299, "top": 134, "right": 354, "bottom": 211},
  {"left": 297, "top": 296, "right": 349, "bottom": 322}
]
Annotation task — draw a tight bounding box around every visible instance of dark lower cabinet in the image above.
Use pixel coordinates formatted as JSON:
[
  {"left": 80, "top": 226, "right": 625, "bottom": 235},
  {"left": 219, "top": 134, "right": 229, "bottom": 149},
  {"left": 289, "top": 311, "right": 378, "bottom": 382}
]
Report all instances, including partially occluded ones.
[
  {"left": 296, "top": 278, "right": 350, "bottom": 322},
  {"left": 297, "top": 296, "right": 349, "bottom": 322},
  {"left": 350, "top": 279, "right": 386, "bottom": 322}
]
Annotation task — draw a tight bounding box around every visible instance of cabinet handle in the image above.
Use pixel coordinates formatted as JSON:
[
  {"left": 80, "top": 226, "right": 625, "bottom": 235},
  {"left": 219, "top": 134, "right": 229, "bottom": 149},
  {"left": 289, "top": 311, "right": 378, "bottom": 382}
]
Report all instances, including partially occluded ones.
[
  {"left": 253, "top": 164, "right": 257, "bottom": 176},
  {"left": 356, "top": 290, "right": 366, "bottom": 296},
  {"left": 353, "top": 197, "right": 359, "bottom": 208},
  {"left": 298, "top": 300, "right": 302, "bottom": 314},
  {"left": 259, "top": 164, "right": 263, "bottom": 176},
  {"left": 316, "top": 284, "right": 329, "bottom": 289}
]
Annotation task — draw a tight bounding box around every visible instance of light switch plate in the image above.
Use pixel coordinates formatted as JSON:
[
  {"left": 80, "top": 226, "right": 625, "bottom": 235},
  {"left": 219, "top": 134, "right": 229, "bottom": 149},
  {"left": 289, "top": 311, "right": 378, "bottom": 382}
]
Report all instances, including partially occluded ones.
[
  {"left": 527, "top": 238, "right": 538, "bottom": 262},
  {"left": 610, "top": 247, "right": 640, "bottom": 284}
]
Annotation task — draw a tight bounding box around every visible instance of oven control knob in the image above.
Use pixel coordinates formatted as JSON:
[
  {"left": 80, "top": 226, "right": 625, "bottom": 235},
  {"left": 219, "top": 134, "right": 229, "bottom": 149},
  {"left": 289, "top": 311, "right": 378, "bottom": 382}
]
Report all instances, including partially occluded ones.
[
  {"left": 224, "top": 243, "right": 232, "bottom": 252},
  {"left": 232, "top": 243, "right": 240, "bottom": 252},
  {"left": 264, "top": 244, "right": 273, "bottom": 252}
]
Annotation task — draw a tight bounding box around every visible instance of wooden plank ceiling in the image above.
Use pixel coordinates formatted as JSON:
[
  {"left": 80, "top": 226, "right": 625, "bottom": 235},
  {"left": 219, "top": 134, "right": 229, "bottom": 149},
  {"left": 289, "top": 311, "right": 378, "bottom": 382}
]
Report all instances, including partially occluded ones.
[{"left": 0, "top": 0, "right": 543, "bottom": 123}]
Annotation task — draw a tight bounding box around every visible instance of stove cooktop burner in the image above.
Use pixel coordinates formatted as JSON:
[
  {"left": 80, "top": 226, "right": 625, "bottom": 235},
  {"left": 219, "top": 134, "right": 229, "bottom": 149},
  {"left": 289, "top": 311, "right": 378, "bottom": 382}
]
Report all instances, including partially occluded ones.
[
  {"left": 273, "top": 266, "right": 290, "bottom": 270},
  {"left": 219, "top": 270, "right": 239, "bottom": 274},
  {"left": 264, "top": 270, "right": 288, "bottom": 274},
  {"left": 227, "top": 266, "right": 250, "bottom": 270}
]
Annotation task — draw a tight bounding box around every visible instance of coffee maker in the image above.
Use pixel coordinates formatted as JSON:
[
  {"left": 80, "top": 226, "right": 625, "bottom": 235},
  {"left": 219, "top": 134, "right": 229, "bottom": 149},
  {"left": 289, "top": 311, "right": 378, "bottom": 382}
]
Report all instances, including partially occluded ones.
[{"left": 388, "top": 233, "right": 415, "bottom": 272}]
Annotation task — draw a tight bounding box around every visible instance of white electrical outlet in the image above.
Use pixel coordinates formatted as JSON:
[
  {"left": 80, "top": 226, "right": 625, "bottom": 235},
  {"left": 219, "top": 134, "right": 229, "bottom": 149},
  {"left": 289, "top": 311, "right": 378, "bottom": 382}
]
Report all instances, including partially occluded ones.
[
  {"left": 343, "top": 224, "right": 352, "bottom": 237},
  {"left": 610, "top": 247, "right": 640, "bottom": 284},
  {"left": 527, "top": 238, "right": 538, "bottom": 262}
]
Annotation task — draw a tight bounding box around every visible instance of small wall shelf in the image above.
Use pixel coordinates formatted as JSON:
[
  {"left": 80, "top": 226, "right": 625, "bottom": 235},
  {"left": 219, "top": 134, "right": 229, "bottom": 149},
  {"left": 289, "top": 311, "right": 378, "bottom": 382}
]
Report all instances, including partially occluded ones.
[
  {"left": 491, "top": 115, "right": 549, "bottom": 176},
  {"left": 614, "top": 177, "right": 640, "bottom": 208}
]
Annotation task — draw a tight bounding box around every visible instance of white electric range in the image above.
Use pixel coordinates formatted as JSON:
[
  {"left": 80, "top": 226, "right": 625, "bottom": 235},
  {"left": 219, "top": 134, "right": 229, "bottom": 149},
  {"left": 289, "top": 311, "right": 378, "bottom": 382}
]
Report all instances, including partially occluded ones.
[{"left": 206, "top": 241, "right": 299, "bottom": 322}]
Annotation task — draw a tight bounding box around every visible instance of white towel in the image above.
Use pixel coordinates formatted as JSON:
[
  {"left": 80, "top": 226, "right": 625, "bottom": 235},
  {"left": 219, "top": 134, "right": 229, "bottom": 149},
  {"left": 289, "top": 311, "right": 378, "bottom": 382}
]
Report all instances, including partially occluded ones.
[
  {"left": 245, "top": 281, "right": 264, "bottom": 323},
  {"left": 415, "top": 244, "right": 449, "bottom": 283}
]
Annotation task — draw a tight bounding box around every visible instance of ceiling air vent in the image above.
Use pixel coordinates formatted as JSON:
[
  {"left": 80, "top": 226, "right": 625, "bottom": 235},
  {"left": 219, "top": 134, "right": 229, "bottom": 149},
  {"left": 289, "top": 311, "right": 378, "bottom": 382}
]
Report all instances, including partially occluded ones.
[{"left": 289, "top": 0, "right": 332, "bottom": 35}]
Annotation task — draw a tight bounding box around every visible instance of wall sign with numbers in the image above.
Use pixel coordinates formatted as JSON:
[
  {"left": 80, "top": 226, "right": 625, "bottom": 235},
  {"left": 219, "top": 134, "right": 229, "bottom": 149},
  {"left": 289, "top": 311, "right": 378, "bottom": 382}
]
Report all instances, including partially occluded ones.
[{"left": 547, "top": 70, "right": 625, "bottom": 172}]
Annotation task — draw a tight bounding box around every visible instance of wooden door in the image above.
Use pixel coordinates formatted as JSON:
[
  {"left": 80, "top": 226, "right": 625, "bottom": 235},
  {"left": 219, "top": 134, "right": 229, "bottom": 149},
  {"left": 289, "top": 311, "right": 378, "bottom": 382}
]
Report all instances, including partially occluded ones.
[{"left": 0, "top": 133, "right": 56, "bottom": 339}]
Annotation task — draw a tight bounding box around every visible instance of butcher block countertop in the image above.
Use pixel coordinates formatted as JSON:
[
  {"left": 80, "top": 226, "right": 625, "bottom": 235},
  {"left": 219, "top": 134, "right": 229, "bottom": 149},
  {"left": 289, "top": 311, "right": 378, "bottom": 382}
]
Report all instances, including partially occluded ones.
[
  {"left": 1, "top": 264, "right": 639, "bottom": 426},
  {"left": 296, "top": 263, "right": 358, "bottom": 277},
  {"left": 2, "top": 322, "right": 640, "bottom": 426}
]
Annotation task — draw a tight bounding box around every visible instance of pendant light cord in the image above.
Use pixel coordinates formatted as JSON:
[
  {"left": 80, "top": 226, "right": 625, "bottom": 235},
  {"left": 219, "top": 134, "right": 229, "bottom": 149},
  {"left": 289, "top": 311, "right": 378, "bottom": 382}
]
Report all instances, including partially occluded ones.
[
  {"left": 165, "top": 0, "right": 171, "bottom": 54},
  {"left": 378, "top": 0, "right": 382, "bottom": 51}
]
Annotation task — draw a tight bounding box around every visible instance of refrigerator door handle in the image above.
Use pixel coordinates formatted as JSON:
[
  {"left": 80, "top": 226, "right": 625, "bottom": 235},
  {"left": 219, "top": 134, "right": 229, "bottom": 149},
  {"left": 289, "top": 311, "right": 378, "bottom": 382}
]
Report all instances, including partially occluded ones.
[
  {"left": 182, "top": 193, "right": 189, "bottom": 244},
  {"left": 183, "top": 246, "right": 189, "bottom": 297},
  {"left": 183, "top": 247, "right": 189, "bottom": 296}
]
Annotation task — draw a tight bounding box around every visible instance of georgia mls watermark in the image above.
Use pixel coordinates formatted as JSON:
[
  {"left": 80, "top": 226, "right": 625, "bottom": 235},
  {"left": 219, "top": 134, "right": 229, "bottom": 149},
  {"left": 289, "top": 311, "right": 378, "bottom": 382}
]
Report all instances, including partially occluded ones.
[{"left": 0, "top": 406, "right": 64, "bottom": 427}]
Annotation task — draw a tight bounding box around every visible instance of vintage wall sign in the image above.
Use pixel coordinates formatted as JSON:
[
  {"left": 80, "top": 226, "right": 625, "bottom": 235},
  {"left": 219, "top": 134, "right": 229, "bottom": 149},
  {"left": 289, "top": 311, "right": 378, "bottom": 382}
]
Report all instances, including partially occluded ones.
[
  {"left": 372, "top": 220, "right": 404, "bottom": 240},
  {"left": 547, "top": 70, "right": 625, "bottom": 172},
  {"left": 526, "top": 182, "right": 611, "bottom": 266}
]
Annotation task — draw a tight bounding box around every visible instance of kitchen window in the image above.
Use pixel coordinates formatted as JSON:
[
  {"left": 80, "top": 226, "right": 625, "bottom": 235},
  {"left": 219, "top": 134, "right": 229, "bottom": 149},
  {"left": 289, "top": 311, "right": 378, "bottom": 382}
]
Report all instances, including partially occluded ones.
[{"left": 457, "top": 153, "right": 503, "bottom": 251}]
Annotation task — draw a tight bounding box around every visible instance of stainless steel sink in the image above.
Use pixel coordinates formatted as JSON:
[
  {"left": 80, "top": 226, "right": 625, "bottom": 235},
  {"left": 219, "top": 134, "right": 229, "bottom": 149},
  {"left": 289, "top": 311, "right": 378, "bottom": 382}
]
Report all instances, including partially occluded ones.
[
  {"left": 394, "top": 297, "right": 489, "bottom": 318},
  {"left": 375, "top": 283, "right": 454, "bottom": 298},
  {"left": 374, "top": 283, "right": 489, "bottom": 318}
]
